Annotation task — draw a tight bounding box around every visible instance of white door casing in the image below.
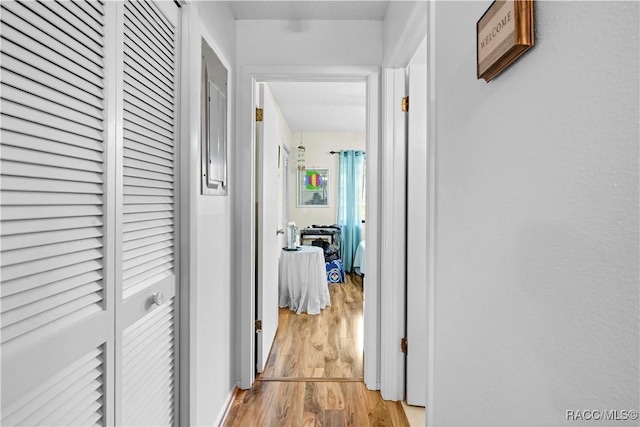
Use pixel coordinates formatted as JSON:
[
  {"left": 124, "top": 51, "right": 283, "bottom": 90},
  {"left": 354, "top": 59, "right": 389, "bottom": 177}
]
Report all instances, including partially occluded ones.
[
  {"left": 0, "top": 1, "right": 180, "bottom": 425},
  {"left": 380, "top": 68, "right": 407, "bottom": 402},
  {"left": 236, "top": 67, "right": 379, "bottom": 389},
  {"left": 255, "top": 83, "right": 279, "bottom": 373},
  {"left": 406, "top": 63, "right": 428, "bottom": 407}
]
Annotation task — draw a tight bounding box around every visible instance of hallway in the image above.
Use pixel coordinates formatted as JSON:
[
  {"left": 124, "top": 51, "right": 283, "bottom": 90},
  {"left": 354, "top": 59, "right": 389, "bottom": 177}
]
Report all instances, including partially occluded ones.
[
  {"left": 223, "top": 276, "right": 410, "bottom": 426},
  {"left": 1, "top": 1, "right": 638, "bottom": 425}
]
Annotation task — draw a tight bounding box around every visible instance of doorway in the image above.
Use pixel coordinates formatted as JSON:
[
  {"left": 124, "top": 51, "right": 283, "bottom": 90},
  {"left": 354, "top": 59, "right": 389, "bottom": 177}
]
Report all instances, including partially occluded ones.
[
  {"left": 256, "top": 80, "right": 367, "bottom": 380},
  {"left": 236, "top": 66, "right": 380, "bottom": 390}
]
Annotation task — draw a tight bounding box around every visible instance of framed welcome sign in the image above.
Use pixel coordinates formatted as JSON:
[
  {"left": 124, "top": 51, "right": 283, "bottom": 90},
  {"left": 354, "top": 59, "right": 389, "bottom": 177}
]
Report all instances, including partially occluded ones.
[
  {"left": 477, "top": 0, "right": 534, "bottom": 82},
  {"left": 298, "top": 168, "right": 329, "bottom": 207}
]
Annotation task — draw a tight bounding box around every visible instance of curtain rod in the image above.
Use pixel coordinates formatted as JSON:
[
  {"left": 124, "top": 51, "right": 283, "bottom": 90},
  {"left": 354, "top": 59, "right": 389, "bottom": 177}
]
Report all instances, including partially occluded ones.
[{"left": 329, "top": 150, "right": 366, "bottom": 155}]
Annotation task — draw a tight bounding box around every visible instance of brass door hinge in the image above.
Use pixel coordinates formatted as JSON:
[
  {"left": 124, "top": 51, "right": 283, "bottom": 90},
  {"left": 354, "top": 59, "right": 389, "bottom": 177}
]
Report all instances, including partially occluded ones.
[
  {"left": 256, "top": 108, "right": 264, "bottom": 122},
  {"left": 255, "top": 319, "right": 262, "bottom": 333},
  {"left": 401, "top": 337, "right": 408, "bottom": 354},
  {"left": 401, "top": 96, "right": 409, "bottom": 112}
]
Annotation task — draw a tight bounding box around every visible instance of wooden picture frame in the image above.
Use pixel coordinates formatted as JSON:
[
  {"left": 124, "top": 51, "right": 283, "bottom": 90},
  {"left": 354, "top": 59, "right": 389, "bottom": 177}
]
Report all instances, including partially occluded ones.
[{"left": 477, "top": 0, "right": 534, "bottom": 82}]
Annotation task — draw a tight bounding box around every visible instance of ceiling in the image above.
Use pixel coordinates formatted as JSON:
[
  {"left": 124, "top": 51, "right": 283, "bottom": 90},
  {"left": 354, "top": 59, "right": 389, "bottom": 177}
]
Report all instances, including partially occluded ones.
[
  {"left": 267, "top": 81, "right": 367, "bottom": 133},
  {"left": 227, "top": 1, "right": 389, "bottom": 21},
  {"left": 229, "top": 1, "right": 379, "bottom": 133}
]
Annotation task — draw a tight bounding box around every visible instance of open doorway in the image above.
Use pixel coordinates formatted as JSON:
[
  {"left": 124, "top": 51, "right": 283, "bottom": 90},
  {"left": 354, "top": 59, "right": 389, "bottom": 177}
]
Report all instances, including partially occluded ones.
[
  {"left": 255, "top": 80, "right": 367, "bottom": 380},
  {"left": 236, "top": 65, "right": 380, "bottom": 390}
]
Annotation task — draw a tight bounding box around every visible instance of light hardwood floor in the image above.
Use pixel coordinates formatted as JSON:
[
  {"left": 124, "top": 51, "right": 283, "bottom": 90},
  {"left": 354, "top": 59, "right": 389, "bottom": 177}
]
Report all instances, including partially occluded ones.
[
  {"left": 223, "top": 274, "right": 410, "bottom": 427},
  {"left": 262, "top": 274, "right": 364, "bottom": 379}
]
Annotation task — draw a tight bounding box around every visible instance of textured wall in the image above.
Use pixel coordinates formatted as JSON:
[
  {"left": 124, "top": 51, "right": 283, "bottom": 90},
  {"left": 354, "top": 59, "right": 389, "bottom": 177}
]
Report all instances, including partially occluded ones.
[
  {"left": 432, "top": 1, "right": 639, "bottom": 425},
  {"left": 183, "top": 2, "right": 237, "bottom": 425}
]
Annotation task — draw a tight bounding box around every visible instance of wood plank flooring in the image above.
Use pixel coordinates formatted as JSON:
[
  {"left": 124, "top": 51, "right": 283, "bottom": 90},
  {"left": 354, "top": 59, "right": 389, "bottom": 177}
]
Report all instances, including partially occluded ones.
[
  {"left": 223, "top": 274, "right": 410, "bottom": 427},
  {"left": 262, "top": 274, "right": 364, "bottom": 379},
  {"left": 223, "top": 381, "right": 409, "bottom": 427}
]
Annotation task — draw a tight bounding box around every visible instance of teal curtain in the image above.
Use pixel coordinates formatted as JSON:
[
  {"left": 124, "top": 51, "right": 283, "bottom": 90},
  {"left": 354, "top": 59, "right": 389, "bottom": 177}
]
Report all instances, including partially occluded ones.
[{"left": 337, "top": 150, "right": 365, "bottom": 272}]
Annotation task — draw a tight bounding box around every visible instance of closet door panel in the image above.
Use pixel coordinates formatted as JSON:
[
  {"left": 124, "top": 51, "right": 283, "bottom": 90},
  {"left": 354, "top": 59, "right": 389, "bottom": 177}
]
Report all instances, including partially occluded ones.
[
  {"left": 118, "top": 1, "right": 179, "bottom": 426},
  {"left": 0, "top": 1, "right": 110, "bottom": 425}
]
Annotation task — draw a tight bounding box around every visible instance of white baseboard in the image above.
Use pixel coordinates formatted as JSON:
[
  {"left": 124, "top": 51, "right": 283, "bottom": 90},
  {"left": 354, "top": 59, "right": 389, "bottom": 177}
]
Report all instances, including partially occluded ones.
[{"left": 215, "top": 387, "right": 238, "bottom": 427}]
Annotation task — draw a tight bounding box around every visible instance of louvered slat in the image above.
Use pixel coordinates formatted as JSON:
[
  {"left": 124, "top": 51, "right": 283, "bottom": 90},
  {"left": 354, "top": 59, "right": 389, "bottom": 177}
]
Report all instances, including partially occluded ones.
[
  {"left": 2, "top": 79, "right": 103, "bottom": 122},
  {"left": 2, "top": 192, "right": 102, "bottom": 206},
  {"left": 124, "top": 146, "right": 173, "bottom": 168},
  {"left": 2, "top": 271, "right": 103, "bottom": 311},
  {"left": 1, "top": 143, "right": 103, "bottom": 171},
  {"left": 2, "top": 216, "right": 103, "bottom": 236},
  {"left": 124, "top": 203, "right": 174, "bottom": 214},
  {"left": 1, "top": 347, "right": 104, "bottom": 427},
  {"left": 1, "top": 128, "right": 103, "bottom": 160},
  {"left": 130, "top": 0, "right": 174, "bottom": 46},
  {"left": 122, "top": 209, "right": 173, "bottom": 223},
  {"left": 122, "top": 233, "right": 172, "bottom": 253},
  {"left": 4, "top": 1, "right": 103, "bottom": 61},
  {"left": 2, "top": 259, "right": 102, "bottom": 297},
  {"left": 0, "top": 0, "right": 105, "bottom": 367},
  {"left": 3, "top": 99, "right": 103, "bottom": 140},
  {"left": 0, "top": 22, "right": 103, "bottom": 89},
  {"left": 1, "top": 55, "right": 104, "bottom": 110},
  {"left": 124, "top": 81, "right": 173, "bottom": 120},
  {"left": 56, "top": 0, "right": 104, "bottom": 39},
  {"left": 2, "top": 228, "right": 102, "bottom": 252},
  {"left": 123, "top": 3, "right": 173, "bottom": 66},
  {"left": 1, "top": 69, "right": 102, "bottom": 120},
  {"left": 1, "top": 237, "right": 103, "bottom": 266},
  {"left": 0, "top": 37, "right": 103, "bottom": 100},
  {"left": 1, "top": 160, "right": 102, "bottom": 183},
  {"left": 37, "top": 0, "right": 104, "bottom": 45},
  {"left": 1, "top": 205, "right": 103, "bottom": 222},
  {"left": 122, "top": 300, "right": 174, "bottom": 427},
  {"left": 1, "top": 2, "right": 104, "bottom": 70},
  {"left": 123, "top": 166, "right": 173, "bottom": 183}
]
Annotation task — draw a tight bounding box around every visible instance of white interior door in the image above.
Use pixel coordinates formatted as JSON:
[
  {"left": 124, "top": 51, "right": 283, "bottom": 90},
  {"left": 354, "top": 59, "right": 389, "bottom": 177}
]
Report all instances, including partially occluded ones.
[
  {"left": 255, "top": 83, "right": 280, "bottom": 372},
  {"left": 117, "top": 1, "right": 179, "bottom": 425},
  {"left": 406, "top": 63, "right": 428, "bottom": 407}
]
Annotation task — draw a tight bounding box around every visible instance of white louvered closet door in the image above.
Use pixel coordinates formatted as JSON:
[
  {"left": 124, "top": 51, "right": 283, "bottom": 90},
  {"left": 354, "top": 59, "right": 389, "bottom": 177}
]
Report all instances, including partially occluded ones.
[
  {"left": 1, "top": 1, "right": 112, "bottom": 426},
  {"left": 117, "top": 1, "right": 179, "bottom": 426},
  {"left": 1, "top": 0, "right": 180, "bottom": 426}
]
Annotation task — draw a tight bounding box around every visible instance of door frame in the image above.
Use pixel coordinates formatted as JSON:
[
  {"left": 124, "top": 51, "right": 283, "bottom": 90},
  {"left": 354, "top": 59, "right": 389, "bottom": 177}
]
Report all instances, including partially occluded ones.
[
  {"left": 235, "top": 65, "right": 381, "bottom": 389},
  {"left": 377, "top": 1, "right": 430, "bottom": 406}
]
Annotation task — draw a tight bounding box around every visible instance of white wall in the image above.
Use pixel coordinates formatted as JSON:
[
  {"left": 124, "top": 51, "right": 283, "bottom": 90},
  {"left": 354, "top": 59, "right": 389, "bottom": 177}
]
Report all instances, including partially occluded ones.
[
  {"left": 290, "top": 132, "right": 366, "bottom": 230},
  {"left": 430, "top": 2, "right": 639, "bottom": 425},
  {"left": 181, "top": 2, "right": 236, "bottom": 425},
  {"left": 237, "top": 20, "right": 382, "bottom": 66}
]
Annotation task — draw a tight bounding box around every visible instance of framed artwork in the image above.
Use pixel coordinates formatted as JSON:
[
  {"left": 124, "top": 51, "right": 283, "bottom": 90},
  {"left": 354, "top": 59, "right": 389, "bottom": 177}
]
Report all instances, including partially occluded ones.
[{"left": 298, "top": 168, "right": 329, "bottom": 207}]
